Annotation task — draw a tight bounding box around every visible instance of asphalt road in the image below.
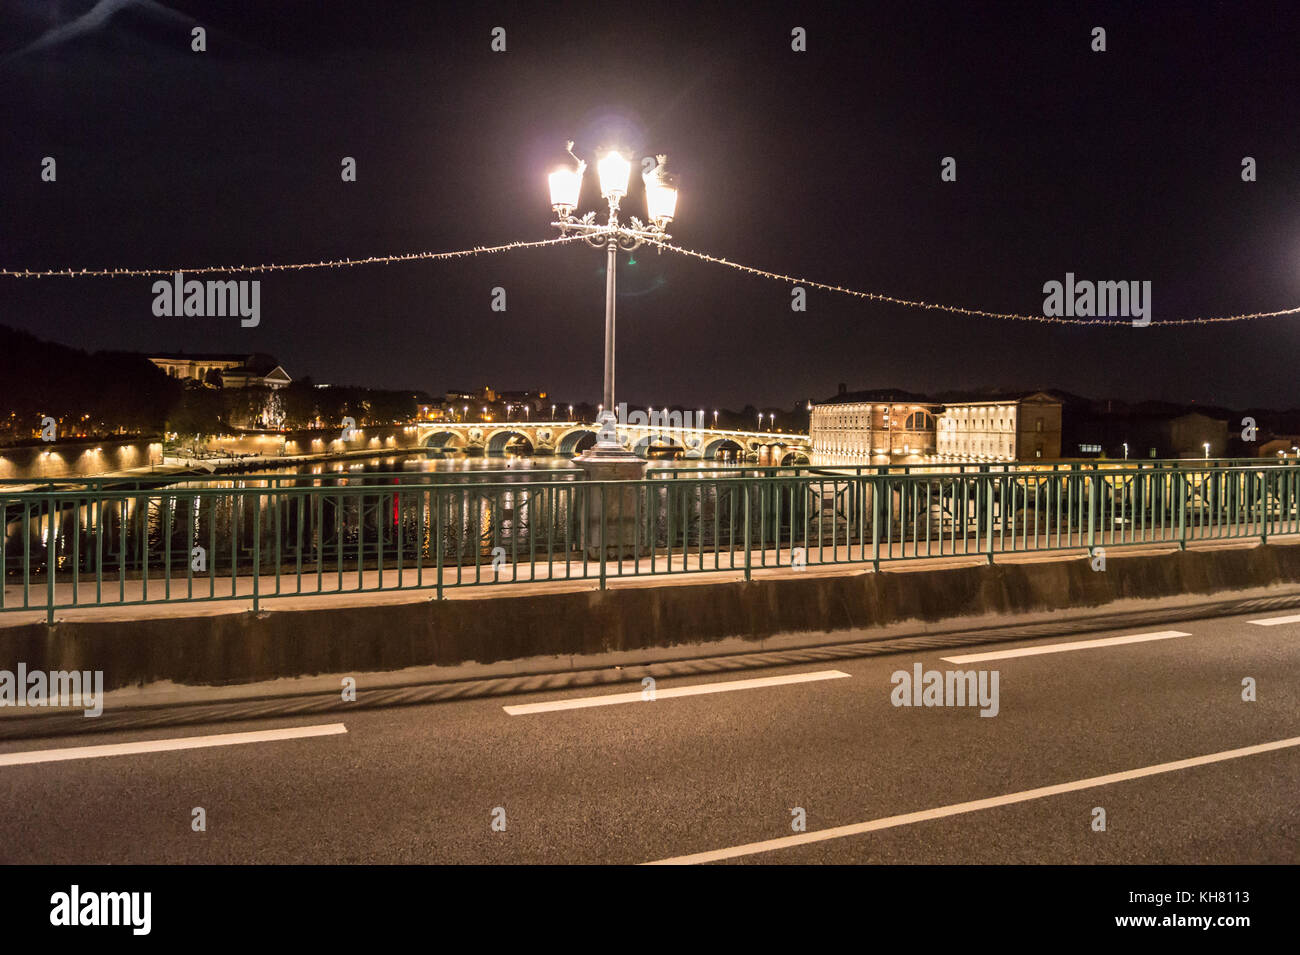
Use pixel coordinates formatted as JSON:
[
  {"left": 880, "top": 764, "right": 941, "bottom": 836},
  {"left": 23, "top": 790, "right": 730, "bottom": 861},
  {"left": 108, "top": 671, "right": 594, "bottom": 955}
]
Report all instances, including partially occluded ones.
[{"left": 1, "top": 609, "right": 1297, "bottom": 864}]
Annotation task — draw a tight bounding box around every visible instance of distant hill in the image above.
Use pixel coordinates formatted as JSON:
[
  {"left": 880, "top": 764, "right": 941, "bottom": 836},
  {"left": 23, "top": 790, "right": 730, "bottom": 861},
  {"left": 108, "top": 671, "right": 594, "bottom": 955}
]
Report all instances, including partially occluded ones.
[{"left": 0, "top": 324, "right": 182, "bottom": 436}]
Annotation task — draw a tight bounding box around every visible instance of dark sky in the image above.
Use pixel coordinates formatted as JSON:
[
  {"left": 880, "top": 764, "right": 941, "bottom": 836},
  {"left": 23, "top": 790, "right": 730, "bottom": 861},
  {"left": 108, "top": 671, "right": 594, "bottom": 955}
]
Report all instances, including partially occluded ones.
[{"left": 2, "top": 0, "right": 1300, "bottom": 411}]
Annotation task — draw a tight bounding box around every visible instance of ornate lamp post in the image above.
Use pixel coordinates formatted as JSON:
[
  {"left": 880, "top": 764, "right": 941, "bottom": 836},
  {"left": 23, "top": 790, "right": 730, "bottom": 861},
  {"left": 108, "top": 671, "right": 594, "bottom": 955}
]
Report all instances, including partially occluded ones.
[{"left": 550, "top": 142, "right": 678, "bottom": 461}]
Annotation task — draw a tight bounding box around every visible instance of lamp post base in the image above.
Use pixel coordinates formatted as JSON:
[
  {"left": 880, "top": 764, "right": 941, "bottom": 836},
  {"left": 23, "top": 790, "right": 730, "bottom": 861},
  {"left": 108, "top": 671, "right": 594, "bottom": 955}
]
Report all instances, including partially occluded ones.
[
  {"left": 577, "top": 457, "right": 645, "bottom": 560},
  {"left": 575, "top": 445, "right": 642, "bottom": 463},
  {"left": 575, "top": 410, "right": 641, "bottom": 464},
  {"left": 576, "top": 415, "right": 645, "bottom": 559}
]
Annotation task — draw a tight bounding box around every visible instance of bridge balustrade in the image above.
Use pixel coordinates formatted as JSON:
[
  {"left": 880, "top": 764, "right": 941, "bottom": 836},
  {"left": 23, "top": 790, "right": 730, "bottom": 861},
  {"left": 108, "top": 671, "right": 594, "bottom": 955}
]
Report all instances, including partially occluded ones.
[{"left": 2, "top": 460, "right": 1297, "bottom": 621}]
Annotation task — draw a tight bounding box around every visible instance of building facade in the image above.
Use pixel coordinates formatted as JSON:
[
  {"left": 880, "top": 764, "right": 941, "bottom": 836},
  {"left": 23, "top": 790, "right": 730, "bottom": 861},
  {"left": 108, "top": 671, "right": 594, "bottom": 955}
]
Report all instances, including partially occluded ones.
[
  {"left": 150, "top": 353, "right": 291, "bottom": 390},
  {"left": 811, "top": 389, "right": 1063, "bottom": 462},
  {"left": 936, "top": 392, "right": 1063, "bottom": 461},
  {"left": 809, "top": 390, "right": 939, "bottom": 459}
]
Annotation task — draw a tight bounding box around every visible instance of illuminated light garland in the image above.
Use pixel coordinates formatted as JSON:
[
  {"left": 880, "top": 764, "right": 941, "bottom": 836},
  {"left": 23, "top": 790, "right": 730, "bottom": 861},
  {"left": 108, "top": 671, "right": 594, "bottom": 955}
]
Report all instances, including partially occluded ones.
[
  {"left": 639, "top": 238, "right": 1300, "bottom": 327},
  {"left": 0, "top": 234, "right": 592, "bottom": 278},
  {"left": 5, "top": 229, "right": 1299, "bottom": 327}
]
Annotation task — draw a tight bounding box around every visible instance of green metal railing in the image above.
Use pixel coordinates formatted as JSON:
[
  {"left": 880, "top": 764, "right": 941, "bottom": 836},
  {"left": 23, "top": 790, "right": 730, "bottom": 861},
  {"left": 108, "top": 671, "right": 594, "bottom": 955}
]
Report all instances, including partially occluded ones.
[{"left": 3, "top": 460, "right": 1297, "bottom": 621}]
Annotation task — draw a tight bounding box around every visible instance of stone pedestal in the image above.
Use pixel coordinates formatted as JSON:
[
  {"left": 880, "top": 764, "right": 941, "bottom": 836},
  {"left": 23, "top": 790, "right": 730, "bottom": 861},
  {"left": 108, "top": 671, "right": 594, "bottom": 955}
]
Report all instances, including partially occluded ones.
[{"left": 577, "top": 450, "right": 647, "bottom": 560}]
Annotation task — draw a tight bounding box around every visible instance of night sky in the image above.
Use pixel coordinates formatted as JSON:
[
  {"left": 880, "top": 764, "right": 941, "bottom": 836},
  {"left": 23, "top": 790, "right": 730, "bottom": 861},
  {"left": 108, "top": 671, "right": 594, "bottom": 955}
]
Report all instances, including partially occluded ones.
[{"left": 3, "top": 1, "right": 1300, "bottom": 411}]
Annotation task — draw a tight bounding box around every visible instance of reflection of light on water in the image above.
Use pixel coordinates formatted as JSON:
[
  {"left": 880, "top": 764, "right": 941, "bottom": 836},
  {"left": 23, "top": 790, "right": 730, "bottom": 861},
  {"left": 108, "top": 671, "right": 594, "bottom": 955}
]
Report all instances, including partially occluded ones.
[{"left": 33, "top": 454, "right": 712, "bottom": 577}]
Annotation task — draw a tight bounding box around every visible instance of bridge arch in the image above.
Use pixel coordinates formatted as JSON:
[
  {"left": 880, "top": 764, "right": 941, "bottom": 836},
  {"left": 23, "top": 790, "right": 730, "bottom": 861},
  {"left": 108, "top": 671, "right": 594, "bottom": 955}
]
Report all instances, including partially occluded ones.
[
  {"left": 702, "top": 437, "right": 745, "bottom": 461},
  {"left": 423, "top": 430, "right": 467, "bottom": 454},
  {"left": 632, "top": 433, "right": 685, "bottom": 458},
  {"left": 485, "top": 429, "right": 536, "bottom": 457},
  {"left": 557, "top": 428, "right": 599, "bottom": 456}
]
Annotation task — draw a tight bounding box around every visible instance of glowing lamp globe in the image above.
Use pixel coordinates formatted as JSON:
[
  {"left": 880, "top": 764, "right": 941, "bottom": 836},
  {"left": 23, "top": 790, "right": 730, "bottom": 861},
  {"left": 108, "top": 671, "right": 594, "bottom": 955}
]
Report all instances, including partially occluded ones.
[
  {"left": 644, "top": 181, "right": 677, "bottom": 225},
  {"left": 597, "top": 151, "right": 631, "bottom": 199},
  {"left": 549, "top": 166, "right": 583, "bottom": 214},
  {"left": 642, "top": 154, "right": 678, "bottom": 226}
]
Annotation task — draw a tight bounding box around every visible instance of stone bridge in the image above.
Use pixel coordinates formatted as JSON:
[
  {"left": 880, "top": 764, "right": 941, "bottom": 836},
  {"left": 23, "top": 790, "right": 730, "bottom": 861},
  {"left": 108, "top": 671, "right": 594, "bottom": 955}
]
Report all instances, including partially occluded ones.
[{"left": 414, "top": 421, "right": 812, "bottom": 463}]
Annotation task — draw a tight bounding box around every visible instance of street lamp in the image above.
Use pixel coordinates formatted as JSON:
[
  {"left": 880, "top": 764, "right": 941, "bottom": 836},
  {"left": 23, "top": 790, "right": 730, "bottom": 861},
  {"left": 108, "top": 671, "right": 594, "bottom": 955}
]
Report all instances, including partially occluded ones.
[
  {"left": 568, "top": 404, "right": 574, "bottom": 420},
  {"left": 550, "top": 141, "right": 677, "bottom": 459},
  {"left": 1203, "top": 442, "right": 1210, "bottom": 459},
  {"left": 1123, "top": 442, "right": 1128, "bottom": 460},
  {"left": 551, "top": 403, "right": 556, "bottom": 420},
  {"left": 713, "top": 410, "right": 718, "bottom": 429}
]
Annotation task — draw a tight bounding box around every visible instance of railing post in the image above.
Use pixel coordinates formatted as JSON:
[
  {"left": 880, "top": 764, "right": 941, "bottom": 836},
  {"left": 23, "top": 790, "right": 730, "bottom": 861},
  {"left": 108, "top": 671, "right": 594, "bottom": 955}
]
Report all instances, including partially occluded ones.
[
  {"left": 1260, "top": 468, "right": 1269, "bottom": 545},
  {"left": 985, "top": 473, "right": 995, "bottom": 565},
  {"left": 856, "top": 474, "right": 865, "bottom": 561},
  {"left": 871, "top": 475, "right": 882, "bottom": 572},
  {"left": 743, "top": 479, "right": 752, "bottom": 581},
  {"left": 435, "top": 487, "right": 444, "bottom": 600},
  {"left": 1087, "top": 470, "right": 1098, "bottom": 557},
  {"left": 252, "top": 489, "right": 261, "bottom": 613},
  {"left": 1178, "top": 469, "right": 1187, "bottom": 550},
  {"left": 45, "top": 493, "right": 55, "bottom": 625},
  {"left": 1286, "top": 463, "right": 1293, "bottom": 535}
]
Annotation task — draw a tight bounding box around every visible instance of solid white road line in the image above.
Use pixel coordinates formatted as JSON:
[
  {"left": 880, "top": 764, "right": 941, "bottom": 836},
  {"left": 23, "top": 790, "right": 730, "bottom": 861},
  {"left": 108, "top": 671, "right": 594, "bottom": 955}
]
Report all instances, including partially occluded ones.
[
  {"left": 644, "top": 734, "right": 1300, "bottom": 865},
  {"left": 0, "top": 722, "right": 348, "bottom": 767},
  {"left": 503, "top": 670, "right": 851, "bottom": 715},
  {"left": 1247, "top": 613, "right": 1300, "bottom": 626},
  {"left": 941, "top": 630, "right": 1191, "bottom": 664}
]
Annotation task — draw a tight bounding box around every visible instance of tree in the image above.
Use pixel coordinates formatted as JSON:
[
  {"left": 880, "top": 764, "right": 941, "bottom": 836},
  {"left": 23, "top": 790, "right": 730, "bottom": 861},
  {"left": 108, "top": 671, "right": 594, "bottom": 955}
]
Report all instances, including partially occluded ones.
[{"left": 168, "top": 386, "right": 224, "bottom": 443}]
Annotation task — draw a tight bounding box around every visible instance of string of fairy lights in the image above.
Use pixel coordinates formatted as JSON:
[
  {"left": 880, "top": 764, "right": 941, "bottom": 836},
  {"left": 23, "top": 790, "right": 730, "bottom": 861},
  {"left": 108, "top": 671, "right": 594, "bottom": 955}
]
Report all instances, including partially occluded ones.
[
  {"left": 3, "top": 231, "right": 1299, "bottom": 326},
  {"left": 0, "top": 234, "right": 592, "bottom": 278},
  {"left": 637, "top": 238, "right": 1300, "bottom": 327}
]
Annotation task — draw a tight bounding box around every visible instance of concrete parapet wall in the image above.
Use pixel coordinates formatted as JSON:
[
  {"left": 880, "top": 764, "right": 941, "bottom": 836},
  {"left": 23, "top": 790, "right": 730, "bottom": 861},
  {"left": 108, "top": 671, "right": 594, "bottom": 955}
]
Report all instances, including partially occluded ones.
[{"left": 2, "top": 542, "right": 1298, "bottom": 691}]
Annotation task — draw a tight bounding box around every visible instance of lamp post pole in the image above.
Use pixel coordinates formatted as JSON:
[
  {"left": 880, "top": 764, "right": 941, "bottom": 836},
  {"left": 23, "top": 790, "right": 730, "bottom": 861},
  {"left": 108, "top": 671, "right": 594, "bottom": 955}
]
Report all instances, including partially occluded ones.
[
  {"left": 550, "top": 142, "right": 677, "bottom": 460},
  {"left": 603, "top": 236, "right": 617, "bottom": 427}
]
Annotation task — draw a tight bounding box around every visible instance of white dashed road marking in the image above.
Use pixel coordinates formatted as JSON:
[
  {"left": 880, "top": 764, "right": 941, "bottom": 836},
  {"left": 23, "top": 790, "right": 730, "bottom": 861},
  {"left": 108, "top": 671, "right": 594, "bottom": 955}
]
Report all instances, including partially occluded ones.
[
  {"left": 0, "top": 723, "right": 348, "bottom": 767},
  {"left": 941, "top": 630, "right": 1191, "bottom": 664},
  {"left": 503, "top": 670, "right": 851, "bottom": 715},
  {"left": 645, "top": 734, "right": 1300, "bottom": 864}
]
